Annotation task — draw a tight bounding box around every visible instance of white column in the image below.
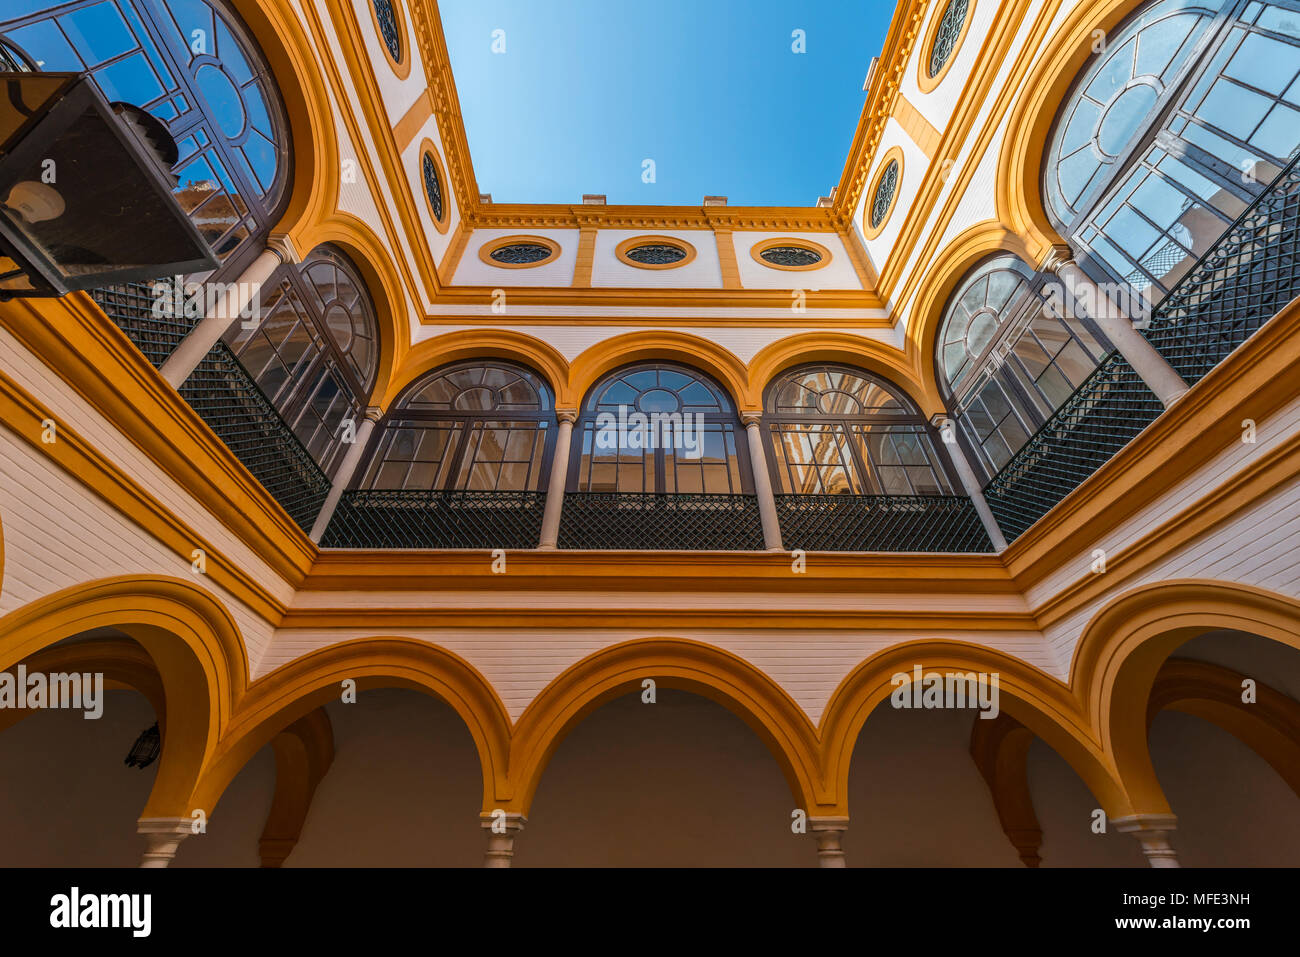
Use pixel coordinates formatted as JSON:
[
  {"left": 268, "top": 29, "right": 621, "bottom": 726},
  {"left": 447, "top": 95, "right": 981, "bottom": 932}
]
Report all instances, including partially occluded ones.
[
  {"left": 137, "top": 818, "right": 192, "bottom": 868},
  {"left": 538, "top": 410, "right": 577, "bottom": 550},
  {"left": 158, "top": 234, "right": 299, "bottom": 389},
  {"left": 1047, "top": 252, "right": 1188, "bottom": 408},
  {"left": 1114, "top": 814, "right": 1181, "bottom": 868},
  {"left": 310, "top": 407, "right": 383, "bottom": 544},
  {"left": 741, "top": 413, "right": 783, "bottom": 552},
  {"left": 931, "top": 413, "right": 1008, "bottom": 551},
  {"left": 480, "top": 812, "right": 526, "bottom": 868},
  {"left": 809, "top": 816, "right": 849, "bottom": 868}
]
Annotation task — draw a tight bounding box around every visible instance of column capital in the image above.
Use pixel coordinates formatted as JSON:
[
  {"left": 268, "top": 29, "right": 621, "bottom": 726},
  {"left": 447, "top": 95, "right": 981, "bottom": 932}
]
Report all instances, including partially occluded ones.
[
  {"left": 1039, "top": 244, "right": 1075, "bottom": 274},
  {"left": 363, "top": 406, "right": 385, "bottom": 423},
  {"left": 740, "top": 411, "right": 764, "bottom": 427},
  {"left": 556, "top": 409, "right": 579, "bottom": 424},
  {"left": 480, "top": 811, "right": 527, "bottom": 868},
  {"left": 808, "top": 816, "right": 849, "bottom": 868},
  {"left": 267, "top": 233, "right": 301, "bottom": 266},
  {"left": 1114, "top": 813, "right": 1180, "bottom": 868},
  {"left": 137, "top": 817, "right": 193, "bottom": 868}
]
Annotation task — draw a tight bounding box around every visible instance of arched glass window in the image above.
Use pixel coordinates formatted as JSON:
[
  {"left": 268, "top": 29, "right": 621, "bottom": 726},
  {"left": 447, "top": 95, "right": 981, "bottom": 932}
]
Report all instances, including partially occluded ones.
[
  {"left": 224, "top": 244, "right": 377, "bottom": 477},
  {"left": 573, "top": 363, "right": 749, "bottom": 494},
  {"left": 1046, "top": 0, "right": 1300, "bottom": 302},
  {"left": 937, "top": 256, "right": 1111, "bottom": 475},
  {"left": 360, "top": 361, "right": 556, "bottom": 492},
  {"left": 763, "top": 364, "right": 957, "bottom": 496},
  {"left": 0, "top": 0, "right": 291, "bottom": 276}
]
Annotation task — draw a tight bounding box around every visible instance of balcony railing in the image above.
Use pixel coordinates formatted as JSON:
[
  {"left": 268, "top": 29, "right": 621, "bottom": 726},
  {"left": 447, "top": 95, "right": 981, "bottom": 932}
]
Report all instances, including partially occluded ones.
[
  {"left": 180, "top": 341, "right": 331, "bottom": 534},
  {"left": 983, "top": 154, "right": 1300, "bottom": 544},
  {"left": 558, "top": 492, "right": 765, "bottom": 551},
  {"left": 91, "top": 280, "right": 194, "bottom": 368},
  {"left": 775, "top": 494, "right": 993, "bottom": 553},
  {"left": 321, "top": 489, "right": 546, "bottom": 549}
]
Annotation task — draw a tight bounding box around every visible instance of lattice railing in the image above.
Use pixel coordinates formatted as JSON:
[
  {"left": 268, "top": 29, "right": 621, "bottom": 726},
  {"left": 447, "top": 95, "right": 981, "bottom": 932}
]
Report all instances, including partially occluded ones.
[
  {"left": 775, "top": 494, "right": 993, "bottom": 553},
  {"left": 180, "top": 341, "right": 330, "bottom": 534},
  {"left": 1143, "top": 156, "right": 1300, "bottom": 384},
  {"left": 321, "top": 490, "right": 546, "bottom": 549},
  {"left": 982, "top": 352, "right": 1163, "bottom": 542},
  {"left": 558, "top": 492, "right": 765, "bottom": 551},
  {"left": 90, "top": 280, "right": 193, "bottom": 368}
]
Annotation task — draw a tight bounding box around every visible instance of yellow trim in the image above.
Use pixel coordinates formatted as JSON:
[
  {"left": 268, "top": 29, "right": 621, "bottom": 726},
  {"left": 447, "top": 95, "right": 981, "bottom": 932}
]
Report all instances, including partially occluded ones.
[
  {"left": 477, "top": 234, "right": 562, "bottom": 269},
  {"left": 572, "top": 225, "right": 598, "bottom": 287},
  {"left": 893, "top": 93, "right": 942, "bottom": 159},
  {"left": 614, "top": 235, "right": 698, "bottom": 270},
  {"left": 366, "top": 0, "right": 412, "bottom": 80},
  {"left": 714, "top": 228, "right": 743, "bottom": 288},
  {"left": 861, "top": 146, "right": 906, "bottom": 241},
  {"left": 916, "top": 0, "right": 978, "bottom": 94},
  {"left": 437, "top": 221, "right": 471, "bottom": 283},
  {"left": 392, "top": 88, "right": 432, "bottom": 153},
  {"left": 418, "top": 136, "right": 451, "bottom": 234},
  {"left": 749, "top": 237, "right": 833, "bottom": 272}
]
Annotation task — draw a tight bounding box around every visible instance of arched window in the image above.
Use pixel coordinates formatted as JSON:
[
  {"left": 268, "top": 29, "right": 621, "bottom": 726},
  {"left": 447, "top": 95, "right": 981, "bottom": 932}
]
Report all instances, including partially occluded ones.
[
  {"left": 572, "top": 363, "right": 749, "bottom": 494},
  {"left": 763, "top": 364, "right": 957, "bottom": 496},
  {"left": 937, "top": 256, "right": 1111, "bottom": 475},
  {"left": 224, "top": 244, "right": 377, "bottom": 477},
  {"left": 359, "top": 361, "right": 556, "bottom": 492},
  {"left": 0, "top": 0, "right": 291, "bottom": 276},
  {"left": 1046, "top": 0, "right": 1300, "bottom": 302}
]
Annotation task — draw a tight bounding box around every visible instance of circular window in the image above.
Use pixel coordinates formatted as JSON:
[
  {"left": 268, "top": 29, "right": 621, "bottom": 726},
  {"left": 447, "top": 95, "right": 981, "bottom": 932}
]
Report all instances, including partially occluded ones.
[
  {"left": 751, "top": 238, "right": 831, "bottom": 271},
  {"left": 419, "top": 139, "right": 449, "bottom": 234},
  {"left": 863, "top": 150, "right": 903, "bottom": 239},
  {"left": 919, "top": 0, "right": 974, "bottom": 92},
  {"left": 368, "top": 0, "right": 410, "bottom": 79},
  {"left": 479, "top": 235, "right": 561, "bottom": 268},
  {"left": 615, "top": 236, "right": 697, "bottom": 270}
]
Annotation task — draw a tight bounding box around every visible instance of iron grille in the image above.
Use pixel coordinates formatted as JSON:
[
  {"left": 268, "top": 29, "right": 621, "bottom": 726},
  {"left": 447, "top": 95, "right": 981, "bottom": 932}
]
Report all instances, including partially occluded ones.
[
  {"left": 321, "top": 489, "right": 546, "bottom": 549},
  {"left": 982, "top": 352, "right": 1163, "bottom": 542},
  {"left": 558, "top": 492, "right": 765, "bottom": 551},
  {"left": 90, "top": 281, "right": 194, "bottom": 368},
  {"left": 1142, "top": 156, "right": 1300, "bottom": 384},
  {"left": 775, "top": 494, "right": 992, "bottom": 553},
  {"left": 180, "top": 341, "right": 330, "bottom": 533}
]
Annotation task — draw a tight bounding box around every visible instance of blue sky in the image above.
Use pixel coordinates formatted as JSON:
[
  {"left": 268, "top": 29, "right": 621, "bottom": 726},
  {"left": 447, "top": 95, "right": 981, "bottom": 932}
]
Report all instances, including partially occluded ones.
[{"left": 438, "top": 0, "right": 895, "bottom": 207}]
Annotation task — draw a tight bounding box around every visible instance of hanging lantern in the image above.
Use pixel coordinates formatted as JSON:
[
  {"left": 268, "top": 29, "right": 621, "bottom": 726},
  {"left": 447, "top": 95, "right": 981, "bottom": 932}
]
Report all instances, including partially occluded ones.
[{"left": 124, "top": 722, "right": 161, "bottom": 769}]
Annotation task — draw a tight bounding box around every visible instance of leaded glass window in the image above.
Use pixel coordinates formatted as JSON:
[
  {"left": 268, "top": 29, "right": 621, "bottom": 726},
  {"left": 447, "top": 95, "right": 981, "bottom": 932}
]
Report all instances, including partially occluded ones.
[
  {"left": 573, "top": 363, "right": 749, "bottom": 494},
  {"left": 929, "top": 0, "right": 971, "bottom": 78},
  {"left": 763, "top": 365, "right": 956, "bottom": 496},
  {"left": 0, "top": 0, "right": 291, "bottom": 276},
  {"left": 361, "top": 361, "right": 556, "bottom": 492},
  {"left": 372, "top": 0, "right": 401, "bottom": 63},
  {"left": 626, "top": 243, "right": 687, "bottom": 265},
  {"left": 760, "top": 246, "right": 823, "bottom": 267},
  {"left": 224, "top": 244, "right": 378, "bottom": 478},
  {"left": 936, "top": 256, "right": 1110, "bottom": 477},
  {"left": 490, "top": 243, "right": 553, "bottom": 265},
  {"left": 423, "top": 151, "right": 444, "bottom": 223},
  {"left": 1046, "top": 0, "right": 1300, "bottom": 303},
  {"left": 870, "top": 159, "right": 899, "bottom": 229}
]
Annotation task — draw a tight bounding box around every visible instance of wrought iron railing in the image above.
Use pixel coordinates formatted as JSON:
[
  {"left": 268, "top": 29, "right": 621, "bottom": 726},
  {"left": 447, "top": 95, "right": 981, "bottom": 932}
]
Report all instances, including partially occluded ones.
[
  {"left": 558, "top": 492, "right": 765, "bottom": 551},
  {"left": 321, "top": 489, "right": 546, "bottom": 549},
  {"left": 90, "top": 280, "right": 194, "bottom": 368},
  {"left": 775, "top": 494, "right": 993, "bottom": 553},
  {"left": 982, "top": 352, "right": 1163, "bottom": 542},
  {"left": 1142, "top": 156, "right": 1300, "bottom": 384},
  {"left": 180, "top": 341, "right": 330, "bottom": 534}
]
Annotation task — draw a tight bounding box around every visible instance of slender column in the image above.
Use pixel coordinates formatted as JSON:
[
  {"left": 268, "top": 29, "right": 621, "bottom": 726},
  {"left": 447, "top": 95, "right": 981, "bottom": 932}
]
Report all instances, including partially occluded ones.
[
  {"left": 137, "top": 818, "right": 192, "bottom": 868},
  {"left": 310, "top": 407, "right": 383, "bottom": 544},
  {"left": 480, "top": 812, "right": 526, "bottom": 868},
  {"left": 158, "top": 234, "right": 299, "bottom": 389},
  {"left": 1114, "top": 814, "right": 1181, "bottom": 868},
  {"left": 1045, "top": 251, "right": 1188, "bottom": 408},
  {"left": 538, "top": 410, "right": 577, "bottom": 550},
  {"left": 931, "top": 413, "right": 1008, "bottom": 551},
  {"left": 741, "top": 413, "right": 783, "bottom": 552},
  {"left": 809, "top": 816, "right": 849, "bottom": 868}
]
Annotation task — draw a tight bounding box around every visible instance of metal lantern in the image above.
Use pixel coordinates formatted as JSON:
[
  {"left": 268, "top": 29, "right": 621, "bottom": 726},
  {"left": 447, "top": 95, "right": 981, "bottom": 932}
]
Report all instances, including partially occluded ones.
[
  {"left": 0, "top": 70, "right": 216, "bottom": 298},
  {"left": 124, "top": 722, "right": 162, "bottom": 769}
]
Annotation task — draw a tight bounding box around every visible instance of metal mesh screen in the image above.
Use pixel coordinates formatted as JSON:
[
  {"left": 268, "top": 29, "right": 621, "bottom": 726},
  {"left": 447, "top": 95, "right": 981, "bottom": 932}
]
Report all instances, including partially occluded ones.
[
  {"left": 180, "top": 341, "right": 330, "bottom": 533},
  {"left": 558, "top": 492, "right": 765, "bottom": 551},
  {"left": 90, "top": 281, "right": 194, "bottom": 368},
  {"left": 321, "top": 490, "right": 546, "bottom": 549},
  {"left": 775, "top": 494, "right": 992, "bottom": 553}
]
